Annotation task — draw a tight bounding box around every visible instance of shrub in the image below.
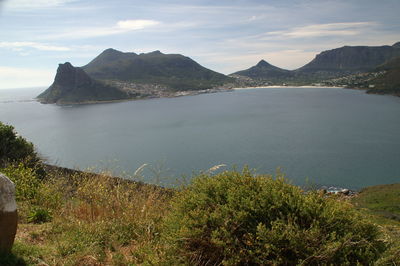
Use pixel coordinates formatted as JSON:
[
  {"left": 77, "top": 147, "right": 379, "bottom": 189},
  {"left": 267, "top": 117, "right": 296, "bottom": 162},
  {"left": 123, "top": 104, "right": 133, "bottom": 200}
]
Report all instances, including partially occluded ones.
[
  {"left": 0, "top": 121, "right": 38, "bottom": 167},
  {"left": 27, "top": 207, "right": 52, "bottom": 224},
  {"left": 163, "top": 169, "right": 386, "bottom": 265},
  {"left": 1, "top": 163, "right": 41, "bottom": 202}
]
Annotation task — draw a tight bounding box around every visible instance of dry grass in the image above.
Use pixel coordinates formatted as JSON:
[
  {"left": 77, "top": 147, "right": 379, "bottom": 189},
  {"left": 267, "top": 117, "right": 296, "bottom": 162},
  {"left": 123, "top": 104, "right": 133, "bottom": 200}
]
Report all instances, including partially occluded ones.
[{"left": 12, "top": 167, "right": 174, "bottom": 265}]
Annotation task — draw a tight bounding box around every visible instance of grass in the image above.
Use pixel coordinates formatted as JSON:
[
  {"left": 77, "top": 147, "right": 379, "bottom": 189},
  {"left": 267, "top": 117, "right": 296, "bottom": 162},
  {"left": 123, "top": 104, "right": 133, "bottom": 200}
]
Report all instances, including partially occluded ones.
[
  {"left": 351, "top": 183, "right": 400, "bottom": 265},
  {"left": 352, "top": 183, "right": 400, "bottom": 221},
  {"left": 6, "top": 166, "right": 174, "bottom": 265},
  {"left": 1, "top": 163, "right": 400, "bottom": 265}
]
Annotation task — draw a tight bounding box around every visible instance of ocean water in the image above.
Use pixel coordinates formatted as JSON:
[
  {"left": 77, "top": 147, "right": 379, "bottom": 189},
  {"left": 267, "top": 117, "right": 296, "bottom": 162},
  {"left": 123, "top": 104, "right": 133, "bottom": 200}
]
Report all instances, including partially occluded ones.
[{"left": 1, "top": 86, "right": 399, "bottom": 189}]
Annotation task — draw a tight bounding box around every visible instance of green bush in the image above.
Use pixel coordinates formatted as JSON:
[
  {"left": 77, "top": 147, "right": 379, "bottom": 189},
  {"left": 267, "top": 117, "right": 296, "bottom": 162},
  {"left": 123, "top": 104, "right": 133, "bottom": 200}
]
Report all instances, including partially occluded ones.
[
  {"left": 1, "top": 163, "right": 41, "bottom": 202},
  {"left": 0, "top": 121, "right": 39, "bottom": 167},
  {"left": 27, "top": 208, "right": 52, "bottom": 224},
  {"left": 163, "top": 169, "right": 386, "bottom": 265}
]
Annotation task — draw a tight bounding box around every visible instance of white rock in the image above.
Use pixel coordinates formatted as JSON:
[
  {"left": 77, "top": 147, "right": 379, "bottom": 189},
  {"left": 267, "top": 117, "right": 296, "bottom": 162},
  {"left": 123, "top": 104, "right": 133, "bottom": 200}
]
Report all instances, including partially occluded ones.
[{"left": 0, "top": 173, "right": 17, "bottom": 213}]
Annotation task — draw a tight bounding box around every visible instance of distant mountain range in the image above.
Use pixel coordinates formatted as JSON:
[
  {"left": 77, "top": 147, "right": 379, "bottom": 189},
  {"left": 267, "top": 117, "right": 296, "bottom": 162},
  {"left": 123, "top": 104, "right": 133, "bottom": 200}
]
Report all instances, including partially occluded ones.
[
  {"left": 38, "top": 49, "right": 234, "bottom": 104},
  {"left": 232, "top": 42, "right": 400, "bottom": 83},
  {"left": 38, "top": 42, "right": 400, "bottom": 104}
]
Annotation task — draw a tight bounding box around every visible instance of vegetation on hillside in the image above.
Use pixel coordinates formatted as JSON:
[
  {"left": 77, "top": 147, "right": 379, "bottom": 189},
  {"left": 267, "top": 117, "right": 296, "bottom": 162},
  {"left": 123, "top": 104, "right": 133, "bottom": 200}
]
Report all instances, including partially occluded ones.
[
  {"left": 367, "top": 57, "right": 400, "bottom": 95},
  {"left": 352, "top": 184, "right": 400, "bottom": 265},
  {"left": 1, "top": 122, "right": 400, "bottom": 265},
  {"left": 163, "top": 169, "right": 385, "bottom": 265},
  {"left": 0, "top": 122, "right": 40, "bottom": 169}
]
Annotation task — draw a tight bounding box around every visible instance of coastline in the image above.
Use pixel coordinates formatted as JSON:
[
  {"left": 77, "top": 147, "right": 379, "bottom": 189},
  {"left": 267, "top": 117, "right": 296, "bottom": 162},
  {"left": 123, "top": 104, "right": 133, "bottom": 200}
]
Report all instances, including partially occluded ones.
[
  {"left": 232, "top": 85, "right": 345, "bottom": 90},
  {"left": 37, "top": 87, "right": 234, "bottom": 106},
  {"left": 37, "top": 84, "right": 400, "bottom": 106}
]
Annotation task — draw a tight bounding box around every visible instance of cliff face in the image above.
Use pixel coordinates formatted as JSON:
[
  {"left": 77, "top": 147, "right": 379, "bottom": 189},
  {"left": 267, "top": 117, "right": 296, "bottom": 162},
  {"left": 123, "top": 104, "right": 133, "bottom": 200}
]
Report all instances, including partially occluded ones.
[
  {"left": 297, "top": 45, "right": 400, "bottom": 73},
  {"left": 52, "top": 62, "right": 92, "bottom": 89},
  {"left": 37, "top": 62, "right": 129, "bottom": 104}
]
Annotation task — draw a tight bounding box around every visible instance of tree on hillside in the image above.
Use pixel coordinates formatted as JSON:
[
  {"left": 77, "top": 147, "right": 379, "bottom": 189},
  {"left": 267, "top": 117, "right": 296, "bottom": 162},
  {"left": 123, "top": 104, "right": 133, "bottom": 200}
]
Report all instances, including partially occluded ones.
[{"left": 0, "top": 122, "right": 39, "bottom": 168}]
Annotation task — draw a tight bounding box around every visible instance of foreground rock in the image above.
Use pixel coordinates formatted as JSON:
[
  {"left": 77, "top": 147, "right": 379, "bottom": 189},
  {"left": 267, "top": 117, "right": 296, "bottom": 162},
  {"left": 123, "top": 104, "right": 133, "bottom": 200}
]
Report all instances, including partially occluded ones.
[{"left": 0, "top": 173, "right": 17, "bottom": 253}]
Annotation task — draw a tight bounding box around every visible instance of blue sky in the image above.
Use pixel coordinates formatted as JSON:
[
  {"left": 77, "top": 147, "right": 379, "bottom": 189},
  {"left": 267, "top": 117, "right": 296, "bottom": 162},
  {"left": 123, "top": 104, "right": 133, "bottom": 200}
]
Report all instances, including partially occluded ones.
[{"left": 0, "top": 0, "right": 399, "bottom": 89}]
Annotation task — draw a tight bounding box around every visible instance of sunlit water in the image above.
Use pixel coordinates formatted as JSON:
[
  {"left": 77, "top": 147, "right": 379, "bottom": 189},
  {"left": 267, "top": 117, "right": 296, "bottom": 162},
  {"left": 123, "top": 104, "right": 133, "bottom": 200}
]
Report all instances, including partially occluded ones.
[{"left": 1, "top": 86, "right": 399, "bottom": 189}]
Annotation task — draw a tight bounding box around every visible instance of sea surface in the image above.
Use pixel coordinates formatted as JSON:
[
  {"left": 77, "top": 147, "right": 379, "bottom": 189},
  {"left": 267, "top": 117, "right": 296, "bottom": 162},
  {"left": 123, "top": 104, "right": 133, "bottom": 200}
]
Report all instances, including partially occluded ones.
[{"left": 1, "top": 86, "right": 400, "bottom": 189}]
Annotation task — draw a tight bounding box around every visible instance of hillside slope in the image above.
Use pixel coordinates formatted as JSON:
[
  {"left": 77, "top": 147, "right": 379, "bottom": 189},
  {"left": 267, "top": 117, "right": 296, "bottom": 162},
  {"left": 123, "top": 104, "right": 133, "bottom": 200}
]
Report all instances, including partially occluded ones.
[{"left": 367, "top": 56, "right": 400, "bottom": 95}]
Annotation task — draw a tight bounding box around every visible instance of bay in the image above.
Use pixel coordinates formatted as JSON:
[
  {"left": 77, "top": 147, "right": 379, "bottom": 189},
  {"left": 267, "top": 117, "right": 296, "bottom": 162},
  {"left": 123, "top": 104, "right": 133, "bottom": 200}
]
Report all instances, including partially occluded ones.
[{"left": 1, "top": 86, "right": 399, "bottom": 189}]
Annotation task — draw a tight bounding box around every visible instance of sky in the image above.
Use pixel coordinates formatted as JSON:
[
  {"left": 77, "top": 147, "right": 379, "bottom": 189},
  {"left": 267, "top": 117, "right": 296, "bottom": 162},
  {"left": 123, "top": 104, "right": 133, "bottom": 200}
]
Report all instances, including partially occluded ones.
[{"left": 0, "top": 0, "right": 399, "bottom": 89}]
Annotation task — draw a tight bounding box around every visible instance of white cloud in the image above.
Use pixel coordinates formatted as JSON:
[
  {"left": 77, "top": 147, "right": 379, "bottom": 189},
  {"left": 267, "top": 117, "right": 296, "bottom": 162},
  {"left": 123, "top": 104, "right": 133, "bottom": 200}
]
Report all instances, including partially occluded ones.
[
  {"left": 0, "top": 66, "right": 54, "bottom": 89},
  {"left": 265, "top": 22, "right": 376, "bottom": 38},
  {"left": 117, "top": 20, "right": 159, "bottom": 30},
  {"left": 3, "top": 0, "right": 74, "bottom": 9},
  {"left": 46, "top": 19, "right": 160, "bottom": 40},
  {"left": 0, "top": 41, "right": 70, "bottom": 51}
]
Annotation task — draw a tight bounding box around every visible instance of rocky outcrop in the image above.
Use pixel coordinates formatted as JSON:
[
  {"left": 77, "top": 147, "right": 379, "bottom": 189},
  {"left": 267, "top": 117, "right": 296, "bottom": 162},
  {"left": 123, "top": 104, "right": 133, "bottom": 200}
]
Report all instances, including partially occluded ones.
[
  {"left": 0, "top": 173, "right": 17, "bottom": 253},
  {"left": 37, "top": 62, "right": 130, "bottom": 104}
]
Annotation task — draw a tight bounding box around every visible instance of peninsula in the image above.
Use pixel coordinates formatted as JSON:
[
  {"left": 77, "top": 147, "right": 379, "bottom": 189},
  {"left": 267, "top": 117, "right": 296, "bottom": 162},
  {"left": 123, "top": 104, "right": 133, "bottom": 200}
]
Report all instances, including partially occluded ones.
[{"left": 37, "top": 49, "right": 235, "bottom": 104}]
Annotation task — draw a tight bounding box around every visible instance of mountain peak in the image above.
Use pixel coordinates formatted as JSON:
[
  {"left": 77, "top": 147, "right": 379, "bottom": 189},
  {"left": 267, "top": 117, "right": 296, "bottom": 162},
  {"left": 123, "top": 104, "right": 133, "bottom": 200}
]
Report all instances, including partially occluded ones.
[
  {"left": 37, "top": 62, "right": 128, "bottom": 104},
  {"left": 393, "top": 42, "right": 400, "bottom": 48},
  {"left": 149, "top": 50, "right": 163, "bottom": 55},
  {"left": 54, "top": 62, "right": 91, "bottom": 88},
  {"left": 101, "top": 48, "right": 124, "bottom": 55},
  {"left": 256, "top": 60, "right": 272, "bottom": 67},
  {"left": 232, "top": 60, "right": 291, "bottom": 79},
  {"left": 59, "top": 62, "right": 73, "bottom": 69}
]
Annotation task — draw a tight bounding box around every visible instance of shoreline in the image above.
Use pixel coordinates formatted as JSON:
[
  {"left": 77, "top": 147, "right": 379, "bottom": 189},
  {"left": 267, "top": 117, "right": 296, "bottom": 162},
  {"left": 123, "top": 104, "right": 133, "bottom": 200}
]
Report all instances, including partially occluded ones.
[
  {"left": 37, "top": 87, "right": 233, "bottom": 106},
  {"left": 232, "top": 85, "right": 345, "bottom": 90}
]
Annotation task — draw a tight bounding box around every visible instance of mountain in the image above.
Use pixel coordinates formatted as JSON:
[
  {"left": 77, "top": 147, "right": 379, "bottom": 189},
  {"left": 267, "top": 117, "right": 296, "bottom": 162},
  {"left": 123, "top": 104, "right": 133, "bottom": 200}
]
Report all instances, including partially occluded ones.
[
  {"left": 392, "top": 42, "right": 400, "bottom": 48},
  {"left": 82, "top": 49, "right": 233, "bottom": 91},
  {"left": 297, "top": 44, "right": 400, "bottom": 75},
  {"left": 38, "top": 49, "right": 235, "bottom": 104},
  {"left": 37, "top": 62, "right": 131, "bottom": 104},
  {"left": 231, "top": 60, "right": 292, "bottom": 80}
]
